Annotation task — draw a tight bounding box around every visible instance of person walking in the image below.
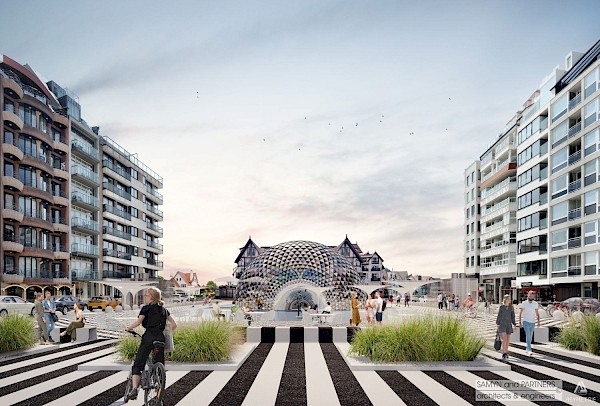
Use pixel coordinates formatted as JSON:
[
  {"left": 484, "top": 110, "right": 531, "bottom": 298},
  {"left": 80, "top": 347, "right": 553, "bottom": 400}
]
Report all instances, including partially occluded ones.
[
  {"left": 351, "top": 292, "right": 361, "bottom": 326},
  {"left": 518, "top": 290, "right": 540, "bottom": 356},
  {"left": 404, "top": 292, "right": 410, "bottom": 307},
  {"left": 34, "top": 292, "right": 49, "bottom": 345},
  {"left": 496, "top": 295, "right": 516, "bottom": 360},
  {"left": 42, "top": 291, "right": 57, "bottom": 342},
  {"left": 60, "top": 302, "right": 85, "bottom": 342},
  {"left": 437, "top": 292, "right": 443, "bottom": 310},
  {"left": 450, "top": 294, "right": 456, "bottom": 311},
  {"left": 126, "top": 287, "right": 177, "bottom": 401},
  {"left": 374, "top": 291, "right": 384, "bottom": 326}
]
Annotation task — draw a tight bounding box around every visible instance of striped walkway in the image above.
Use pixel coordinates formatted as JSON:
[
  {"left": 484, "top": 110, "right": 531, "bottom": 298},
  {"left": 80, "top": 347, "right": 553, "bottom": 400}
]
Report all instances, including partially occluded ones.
[{"left": 0, "top": 339, "right": 599, "bottom": 405}]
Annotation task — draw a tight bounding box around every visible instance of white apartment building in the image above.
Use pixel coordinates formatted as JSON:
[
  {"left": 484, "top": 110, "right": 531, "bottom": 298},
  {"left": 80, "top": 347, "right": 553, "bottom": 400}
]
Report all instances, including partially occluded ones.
[
  {"left": 477, "top": 125, "right": 518, "bottom": 303},
  {"left": 464, "top": 161, "right": 480, "bottom": 278}
]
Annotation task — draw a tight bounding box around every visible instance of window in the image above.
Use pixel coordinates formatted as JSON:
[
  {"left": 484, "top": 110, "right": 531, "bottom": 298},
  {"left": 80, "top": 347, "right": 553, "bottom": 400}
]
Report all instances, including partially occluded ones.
[
  {"left": 584, "top": 128, "right": 600, "bottom": 156},
  {"left": 551, "top": 94, "right": 568, "bottom": 122},
  {"left": 551, "top": 121, "right": 569, "bottom": 148},
  {"left": 584, "top": 252, "right": 598, "bottom": 276},
  {"left": 131, "top": 227, "right": 138, "bottom": 237},
  {"left": 584, "top": 67, "right": 599, "bottom": 99},
  {"left": 18, "top": 167, "right": 36, "bottom": 187},
  {"left": 18, "top": 196, "right": 36, "bottom": 217},
  {"left": 584, "top": 96, "right": 599, "bottom": 128},
  {"left": 517, "top": 260, "right": 547, "bottom": 277},
  {"left": 584, "top": 159, "right": 597, "bottom": 186},
  {"left": 4, "top": 256, "right": 16, "bottom": 273},
  {"left": 131, "top": 207, "right": 138, "bottom": 218},
  {"left": 552, "top": 256, "right": 568, "bottom": 277},
  {"left": 131, "top": 188, "right": 138, "bottom": 199},
  {"left": 585, "top": 221, "right": 597, "bottom": 245},
  {"left": 18, "top": 135, "right": 37, "bottom": 158},
  {"left": 518, "top": 139, "right": 547, "bottom": 166},
  {"left": 551, "top": 174, "right": 568, "bottom": 199},
  {"left": 585, "top": 190, "right": 598, "bottom": 215},
  {"left": 551, "top": 147, "right": 568, "bottom": 173},
  {"left": 518, "top": 211, "right": 547, "bottom": 232},
  {"left": 19, "top": 257, "right": 38, "bottom": 278},
  {"left": 518, "top": 187, "right": 546, "bottom": 210},
  {"left": 551, "top": 201, "right": 568, "bottom": 226},
  {"left": 518, "top": 235, "right": 546, "bottom": 254}
]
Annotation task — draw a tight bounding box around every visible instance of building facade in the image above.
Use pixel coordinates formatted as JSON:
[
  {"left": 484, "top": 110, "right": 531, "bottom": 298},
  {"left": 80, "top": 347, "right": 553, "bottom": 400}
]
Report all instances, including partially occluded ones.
[
  {"left": 1, "top": 55, "right": 164, "bottom": 301},
  {"left": 467, "top": 39, "right": 600, "bottom": 303},
  {"left": 464, "top": 160, "right": 481, "bottom": 278}
]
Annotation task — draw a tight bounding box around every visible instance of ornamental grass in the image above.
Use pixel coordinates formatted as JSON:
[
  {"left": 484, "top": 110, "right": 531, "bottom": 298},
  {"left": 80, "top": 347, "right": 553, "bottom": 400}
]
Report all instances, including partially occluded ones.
[
  {"left": 349, "top": 314, "right": 485, "bottom": 362},
  {"left": 557, "top": 315, "right": 600, "bottom": 355},
  {"left": 0, "top": 315, "right": 36, "bottom": 353}
]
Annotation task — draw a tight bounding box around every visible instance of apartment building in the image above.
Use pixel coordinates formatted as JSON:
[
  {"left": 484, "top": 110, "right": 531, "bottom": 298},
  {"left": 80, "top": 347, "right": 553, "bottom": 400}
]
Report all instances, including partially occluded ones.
[
  {"left": 464, "top": 161, "right": 481, "bottom": 278},
  {"left": 467, "top": 39, "right": 600, "bottom": 303},
  {"left": 1, "top": 55, "right": 164, "bottom": 301},
  {"left": 0, "top": 56, "right": 71, "bottom": 300}
]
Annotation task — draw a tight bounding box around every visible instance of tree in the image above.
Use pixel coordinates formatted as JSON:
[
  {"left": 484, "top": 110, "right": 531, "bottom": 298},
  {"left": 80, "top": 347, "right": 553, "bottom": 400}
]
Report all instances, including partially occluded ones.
[{"left": 206, "top": 281, "right": 217, "bottom": 297}]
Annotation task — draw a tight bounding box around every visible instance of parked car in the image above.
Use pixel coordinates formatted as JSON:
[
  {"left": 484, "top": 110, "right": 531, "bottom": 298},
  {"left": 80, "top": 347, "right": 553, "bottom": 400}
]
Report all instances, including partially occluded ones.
[
  {"left": 54, "top": 295, "right": 88, "bottom": 314},
  {"left": 173, "top": 293, "right": 192, "bottom": 303},
  {"left": 0, "top": 295, "right": 35, "bottom": 317},
  {"left": 87, "top": 296, "right": 121, "bottom": 311}
]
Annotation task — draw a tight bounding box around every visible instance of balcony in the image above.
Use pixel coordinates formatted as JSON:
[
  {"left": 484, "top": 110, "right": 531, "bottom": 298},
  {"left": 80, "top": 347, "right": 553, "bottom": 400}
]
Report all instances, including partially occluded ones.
[
  {"left": 2, "top": 237, "right": 23, "bottom": 253},
  {"left": 72, "top": 191, "right": 99, "bottom": 210},
  {"left": 568, "top": 179, "right": 581, "bottom": 193},
  {"left": 480, "top": 176, "right": 517, "bottom": 203},
  {"left": 480, "top": 197, "right": 516, "bottom": 221},
  {"left": 72, "top": 165, "right": 99, "bottom": 186},
  {"left": 3, "top": 110, "right": 24, "bottom": 130},
  {"left": 568, "top": 122, "right": 582, "bottom": 138},
  {"left": 72, "top": 139, "right": 99, "bottom": 162},
  {"left": 568, "top": 93, "right": 581, "bottom": 110},
  {"left": 53, "top": 244, "right": 70, "bottom": 260},
  {"left": 103, "top": 270, "right": 131, "bottom": 279},
  {"left": 2, "top": 139, "right": 23, "bottom": 161},
  {"left": 103, "top": 182, "right": 131, "bottom": 201},
  {"left": 103, "top": 225, "right": 132, "bottom": 240},
  {"left": 2, "top": 76, "right": 23, "bottom": 99},
  {"left": 568, "top": 207, "right": 582, "bottom": 221},
  {"left": 2, "top": 174, "right": 24, "bottom": 191},
  {"left": 568, "top": 237, "right": 582, "bottom": 249},
  {"left": 147, "top": 258, "right": 164, "bottom": 268},
  {"left": 2, "top": 205, "right": 23, "bottom": 222},
  {"left": 568, "top": 150, "right": 581, "bottom": 165},
  {"left": 52, "top": 216, "right": 70, "bottom": 233},
  {"left": 103, "top": 159, "right": 131, "bottom": 181},
  {"left": 103, "top": 248, "right": 132, "bottom": 260},
  {"left": 52, "top": 134, "right": 69, "bottom": 154},
  {"left": 147, "top": 240, "right": 164, "bottom": 252},
  {"left": 146, "top": 203, "right": 163, "bottom": 218},
  {"left": 21, "top": 240, "right": 54, "bottom": 259},
  {"left": 71, "top": 217, "right": 100, "bottom": 233},
  {"left": 146, "top": 222, "right": 163, "bottom": 236},
  {"left": 52, "top": 188, "right": 69, "bottom": 207},
  {"left": 71, "top": 269, "right": 99, "bottom": 281},
  {"left": 71, "top": 243, "right": 100, "bottom": 258},
  {"left": 103, "top": 204, "right": 131, "bottom": 221}
]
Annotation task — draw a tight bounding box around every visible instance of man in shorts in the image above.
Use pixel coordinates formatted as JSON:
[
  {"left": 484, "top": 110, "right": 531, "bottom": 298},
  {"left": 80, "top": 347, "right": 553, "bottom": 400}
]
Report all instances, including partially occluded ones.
[{"left": 374, "top": 291, "right": 384, "bottom": 326}]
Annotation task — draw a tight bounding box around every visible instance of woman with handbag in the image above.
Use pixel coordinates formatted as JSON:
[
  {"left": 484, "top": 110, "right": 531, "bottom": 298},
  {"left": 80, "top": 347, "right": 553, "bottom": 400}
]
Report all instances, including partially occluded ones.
[
  {"left": 496, "top": 294, "right": 516, "bottom": 360},
  {"left": 42, "top": 291, "right": 57, "bottom": 343}
]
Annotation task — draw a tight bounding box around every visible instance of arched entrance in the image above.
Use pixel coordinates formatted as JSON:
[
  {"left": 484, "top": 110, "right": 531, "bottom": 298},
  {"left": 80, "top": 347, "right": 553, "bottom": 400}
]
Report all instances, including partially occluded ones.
[
  {"left": 5, "top": 285, "right": 25, "bottom": 298},
  {"left": 283, "top": 289, "right": 316, "bottom": 311},
  {"left": 26, "top": 286, "right": 43, "bottom": 302},
  {"left": 58, "top": 286, "right": 71, "bottom": 295}
]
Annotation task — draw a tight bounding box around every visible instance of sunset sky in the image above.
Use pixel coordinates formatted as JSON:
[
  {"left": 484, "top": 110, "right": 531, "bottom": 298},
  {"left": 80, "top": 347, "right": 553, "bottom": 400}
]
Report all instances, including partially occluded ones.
[{"left": 1, "top": 1, "right": 599, "bottom": 283}]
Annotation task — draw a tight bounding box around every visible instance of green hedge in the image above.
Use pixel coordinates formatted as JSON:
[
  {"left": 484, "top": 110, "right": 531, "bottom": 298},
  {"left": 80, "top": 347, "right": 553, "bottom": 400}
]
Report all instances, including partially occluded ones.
[
  {"left": 557, "top": 315, "right": 600, "bottom": 355},
  {"left": 0, "top": 315, "right": 36, "bottom": 353},
  {"left": 349, "top": 314, "right": 485, "bottom": 362},
  {"left": 117, "top": 321, "right": 244, "bottom": 362}
]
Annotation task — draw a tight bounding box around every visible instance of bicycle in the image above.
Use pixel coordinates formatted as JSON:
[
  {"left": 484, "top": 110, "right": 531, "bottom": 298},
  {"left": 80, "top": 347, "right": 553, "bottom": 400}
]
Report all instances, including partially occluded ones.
[
  {"left": 124, "top": 331, "right": 166, "bottom": 406},
  {"left": 463, "top": 305, "right": 477, "bottom": 318}
]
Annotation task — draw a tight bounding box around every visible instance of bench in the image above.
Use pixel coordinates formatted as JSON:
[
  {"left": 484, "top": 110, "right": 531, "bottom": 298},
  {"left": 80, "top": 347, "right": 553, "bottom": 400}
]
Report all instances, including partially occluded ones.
[{"left": 51, "top": 326, "right": 98, "bottom": 343}]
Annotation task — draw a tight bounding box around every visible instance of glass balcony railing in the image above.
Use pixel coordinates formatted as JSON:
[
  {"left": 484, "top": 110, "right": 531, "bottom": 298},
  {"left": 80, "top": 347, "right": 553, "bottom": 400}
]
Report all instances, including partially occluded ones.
[
  {"left": 146, "top": 184, "right": 163, "bottom": 200},
  {"left": 103, "top": 159, "right": 131, "bottom": 180},
  {"left": 71, "top": 191, "right": 99, "bottom": 208},
  {"left": 480, "top": 176, "right": 517, "bottom": 200},
  {"left": 103, "top": 204, "right": 131, "bottom": 220},
  {"left": 71, "top": 269, "right": 99, "bottom": 281},
  {"left": 481, "top": 197, "right": 516, "bottom": 217},
  {"left": 71, "top": 217, "right": 100, "bottom": 232},
  {"left": 103, "top": 225, "right": 132, "bottom": 240},
  {"left": 71, "top": 243, "right": 100, "bottom": 256},
  {"left": 72, "top": 139, "right": 99, "bottom": 160},
  {"left": 147, "top": 240, "right": 163, "bottom": 251},
  {"left": 146, "top": 222, "right": 163, "bottom": 234},
  {"left": 146, "top": 204, "right": 163, "bottom": 217},
  {"left": 103, "top": 182, "right": 131, "bottom": 200},
  {"left": 71, "top": 165, "right": 99, "bottom": 183},
  {"left": 103, "top": 248, "right": 132, "bottom": 260}
]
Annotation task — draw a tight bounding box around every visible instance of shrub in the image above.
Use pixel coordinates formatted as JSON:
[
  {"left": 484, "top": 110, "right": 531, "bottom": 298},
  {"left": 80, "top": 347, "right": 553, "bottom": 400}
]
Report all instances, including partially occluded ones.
[
  {"left": 170, "top": 321, "right": 243, "bottom": 363},
  {"left": 581, "top": 315, "right": 600, "bottom": 356},
  {"left": 116, "top": 333, "right": 141, "bottom": 362},
  {"left": 349, "top": 314, "right": 485, "bottom": 362},
  {"left": 0, "top": 315, "right": 36, "bottom": 353}
]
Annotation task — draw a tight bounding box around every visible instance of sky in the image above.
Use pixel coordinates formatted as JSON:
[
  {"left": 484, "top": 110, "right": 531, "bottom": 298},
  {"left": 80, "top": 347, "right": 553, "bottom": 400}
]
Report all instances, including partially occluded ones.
[{"left": 1, "top": 1, "right": 599, "bottom": 283}]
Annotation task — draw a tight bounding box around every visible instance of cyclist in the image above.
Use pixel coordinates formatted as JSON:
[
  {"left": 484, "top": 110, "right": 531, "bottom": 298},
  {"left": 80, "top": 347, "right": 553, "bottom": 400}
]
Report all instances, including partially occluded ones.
[
  {"left": 463, "top": 294, "right": 475, "bottom": 314},
  {"left": 125, "top": 287, "right": 177, "bottom": 401}
]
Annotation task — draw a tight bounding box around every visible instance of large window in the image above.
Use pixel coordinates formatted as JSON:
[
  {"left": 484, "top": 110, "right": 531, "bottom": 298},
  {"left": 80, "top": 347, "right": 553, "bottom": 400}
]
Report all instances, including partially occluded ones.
[
  {"left": 551, "top": 94, "right": 568, "bottom": 122},
  {"left": 551, "top": 201, "right": 568, "bottom": 226},
  {"left": 585, "top": 251, "right": 598, "bottom": 276},
  {"left": 551, "top": 147, "right": 568, "bottom": 173},
  {"left": 518, "top": 211, "right": 547, "bottom": 232},
  {"left": 18, "top": 196, "right": 36, "bottom": 217},
  {"left": 18, "top": 135, "right": 37, "bottom": 157},
  {"left": 517, "top": 235, "right": 547, "bottom": 254},
  {"left": 18, "top": 105, "right": 37, "bottom": 128},
  {"left": 551, "top": 229, "right": 568, "bottom": 251},
  {"left": 585, "top": 190, "right": 598, "bottom": 215},
  {"left": 518, "top": 187, "right": 547, "bottom": 210},
  {"left": 585, "top": 221, "right": 598, "bottom": 245},
  {"left": 18, "top": 167, "right": 36, "bottom": 187},
  {"left": 551, "top": 174, "right": 568, "bottom": 199},
  {"left": 584, "top": 67, "right": 599, "bottom": 99},
  {"left": 551, "top": 121, "right": 568, "bottom": 147},
  {"left": 584, "top": 159, "right": 598, "bottom": 186},
  {"left": 517, "top": 260, "right": 547, "bottom": 277},
  {"left": 18, "top": 257, "right": 38, "bottom": 278},
  {"left": 518, "top": 139, "right": 548, "bottom": 166},
  {"left": 518, "top": 163, "right": 547, "bottom": 187},
  {"left": 552, "top": 256, "right": 568, "bottom": 277},
  {"left": 19, "top": 226, "right": 37, "bottom": 247},
  {"left": 584, "top": 128, "right": 600, "bottom": 157},
  {"left": 518, "top": 115, "right": 548, "bottom": 145},
  {"left": 584, "top": 96, "right": 599, "bottom": 128}
]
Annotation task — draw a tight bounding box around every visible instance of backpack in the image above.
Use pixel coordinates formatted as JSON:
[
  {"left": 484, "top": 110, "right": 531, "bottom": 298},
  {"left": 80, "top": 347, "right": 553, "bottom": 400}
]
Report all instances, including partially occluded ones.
[{"left": 382, "top": 300, "right": 387, "bottom": 311}]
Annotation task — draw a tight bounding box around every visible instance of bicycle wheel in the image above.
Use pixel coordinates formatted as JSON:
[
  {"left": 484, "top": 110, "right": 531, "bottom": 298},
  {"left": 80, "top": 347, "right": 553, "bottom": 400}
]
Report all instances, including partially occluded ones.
[
  {"left": 123, "top": 372, "right": 132, "bottom": 403},
  {"left": 145, "top": 362, "right": 166, "bottom": 406}
]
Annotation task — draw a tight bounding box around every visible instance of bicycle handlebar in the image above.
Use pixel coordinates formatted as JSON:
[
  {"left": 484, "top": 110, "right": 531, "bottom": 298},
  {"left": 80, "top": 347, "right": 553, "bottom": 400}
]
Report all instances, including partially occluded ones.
[{"left": 126, "top": 330, "right": 142, "bottom": 338}]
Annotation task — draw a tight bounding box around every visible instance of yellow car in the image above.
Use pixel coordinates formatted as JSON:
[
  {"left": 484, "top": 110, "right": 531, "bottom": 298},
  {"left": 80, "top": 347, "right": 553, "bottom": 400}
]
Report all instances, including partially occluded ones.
[{"left": 87, "top": 296, "right": 121, "bottom": 311}]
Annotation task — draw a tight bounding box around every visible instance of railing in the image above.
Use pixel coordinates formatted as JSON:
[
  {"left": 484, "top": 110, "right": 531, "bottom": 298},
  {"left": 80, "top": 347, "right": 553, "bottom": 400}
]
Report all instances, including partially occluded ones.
[
  {"left": 481, "top": 197, "right": 516, "bottom": 217},
  {"left": 480, "top": 240, "right": 514, "bottom": 251},
  {"left": 103, "top": 204, "right": 131, "bottom": 220},
  {"left": 147, "top": 240, "right": 164, "bottom": 251},
  {"left": 568, "top": 237, "right": 582, "bottom": 249},
  {"left": 483, "top": 222, "right": 505, "bottom": 233},
  {"left": 72, "top": 139, "right": 99, "bottom": 160},
  {"left": 103, "top": 159, "right": 131, "bottom": 180},
  {"left": 480, "top": 258, "right": 516, "bottom": 268},
  {"left": 71, "top": 269, "right": 99, "bottom": 281},
  {"left": 53, "top": 244, "right": 68, "bottom": 253},
  {"left": 71, "top": 243, "right": 99, "bottom": 256},
  {"left": 72, "top": 165, "right": 99, "bottom": 183},
  {"left": 146, "top": 222, "right": 163, "bottom": 234},
  {"left": 146, "top": 203, "right": 163, "bottom": 217},
  {"left": 568, "top": 179, "right": 581, "bottom": 193},
  {"left": 71, "top": 216, "right": 100, "bottom": 232},
  {"left": 568, "top": 122, "right": 582, "bottom": 138},
  {"left": 103, "top": 182, "right": 131, "bottom": 200},
  {"left": 568, "top": 207, "right": 582, "bottom": 220},
  {"left": 568, "top": 266, "right": 581, "bottom": 276},
  {"left": 103, "top": 225, "right": 132, "bottom": 240},
  {"left": 20, "top": 209, "right": 52, "bottom": 223},
  {"left": 147, "top": 258, "right": 164, "bottom": 268},
  {"left": 480, "top": 158, "right": 516, "bottom": 183},
  {"left": 103, "top": 271, "right": 131, "bottom": 279},
  {"left": 52, "top": 216, "right": 68, "bottom": 225},
  {"left": 480, "top": 176, "right": 517, "bottom": 199},
  {"left": 568, "top": 93, "right": 581, "bottom": 110},
  {"left": 72, "top": 191, "right": 99, "bottom": 207},
  {"left": 22, "top": 84, "right": 48, "bottom": 104},
  {"left": 568, "top": 150, "right": 581, "bottom": 165},
  {"left": 101, "top": 136, "right": 163, "bottom": 184},
  {"left": 146, "top": 184, "right": 163, "bottom": 200},
  {"left": 20, "top": 240, "right": 52, "bottom": 251},
  {"left": 103, "top": 248, "right": 132, "bottom": 260},
  {"left": 52, "top": 188, "right": 68, "bottom": 199}
]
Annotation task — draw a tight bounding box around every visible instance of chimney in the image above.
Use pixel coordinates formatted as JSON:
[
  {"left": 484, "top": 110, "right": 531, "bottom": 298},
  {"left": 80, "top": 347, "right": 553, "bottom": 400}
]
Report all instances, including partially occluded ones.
[{"left": 92, "top": 126, "right": 100, "bottom": 135}]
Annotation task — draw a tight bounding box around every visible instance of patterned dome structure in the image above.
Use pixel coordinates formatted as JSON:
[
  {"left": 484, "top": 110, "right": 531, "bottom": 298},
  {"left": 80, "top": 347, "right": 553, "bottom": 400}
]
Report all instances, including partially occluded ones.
[{"left": 236, "top": 240, "right": 363, "bottom": 311}]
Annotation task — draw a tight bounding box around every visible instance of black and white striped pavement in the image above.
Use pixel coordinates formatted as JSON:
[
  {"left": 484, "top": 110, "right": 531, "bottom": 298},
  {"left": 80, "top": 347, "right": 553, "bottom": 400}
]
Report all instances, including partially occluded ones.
[{"left": 1, "top": 333, "right": 599, "bottom": 405}]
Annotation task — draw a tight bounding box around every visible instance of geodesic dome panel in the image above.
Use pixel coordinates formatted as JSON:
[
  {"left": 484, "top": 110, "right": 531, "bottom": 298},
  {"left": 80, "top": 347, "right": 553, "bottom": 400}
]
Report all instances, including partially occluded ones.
[{"left": 236, "top": 240, "right": 362, "bottom": 310}]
